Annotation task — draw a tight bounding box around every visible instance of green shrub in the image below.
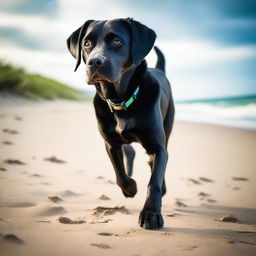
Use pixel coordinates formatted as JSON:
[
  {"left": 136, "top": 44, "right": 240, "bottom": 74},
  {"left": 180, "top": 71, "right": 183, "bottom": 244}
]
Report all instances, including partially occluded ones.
[{"left": 0, "top": 60, "right": 89, "bottom": 100}]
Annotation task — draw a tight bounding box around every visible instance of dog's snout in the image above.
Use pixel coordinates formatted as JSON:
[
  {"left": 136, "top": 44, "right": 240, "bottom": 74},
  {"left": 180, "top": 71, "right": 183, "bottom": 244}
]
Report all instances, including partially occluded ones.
[{"left": 88, "top": 56, "right": 105, "bottom": 67}]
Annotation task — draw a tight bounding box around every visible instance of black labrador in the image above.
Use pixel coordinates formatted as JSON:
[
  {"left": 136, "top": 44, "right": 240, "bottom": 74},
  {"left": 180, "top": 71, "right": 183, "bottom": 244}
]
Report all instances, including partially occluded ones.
[{"left": 67, "top": 18, "right": 175, "bottom": 229}]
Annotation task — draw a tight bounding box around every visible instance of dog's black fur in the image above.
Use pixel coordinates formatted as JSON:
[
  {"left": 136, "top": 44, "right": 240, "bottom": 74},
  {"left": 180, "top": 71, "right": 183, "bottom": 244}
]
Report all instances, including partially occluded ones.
[{"left": 67, "top": 18, "right": 175, "bottom": 229}]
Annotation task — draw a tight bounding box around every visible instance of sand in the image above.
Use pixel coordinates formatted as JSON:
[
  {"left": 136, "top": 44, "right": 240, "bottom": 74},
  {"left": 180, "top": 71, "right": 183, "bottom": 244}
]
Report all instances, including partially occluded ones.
[{"left": 0, "top": 99, "right": 255, "bottom": 256}]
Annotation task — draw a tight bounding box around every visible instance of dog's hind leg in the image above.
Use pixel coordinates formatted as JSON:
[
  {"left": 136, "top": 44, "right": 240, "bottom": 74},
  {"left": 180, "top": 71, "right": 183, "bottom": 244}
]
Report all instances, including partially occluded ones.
[
  {"left": 122, "top": 144, "right": 136, "bottom": 177},
  {"left": 105, "top": 143, "right": 137, "bottom": 198}
]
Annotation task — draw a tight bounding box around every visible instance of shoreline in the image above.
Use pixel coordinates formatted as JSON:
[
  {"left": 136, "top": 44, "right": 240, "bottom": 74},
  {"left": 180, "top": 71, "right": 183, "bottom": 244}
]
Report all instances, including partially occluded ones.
[
  {"left": 175, "top": 115, "right": 256, "bottom": 132},
  {"left": 0, "top": 94, "right": 256, "bottom": 132},
  {"left": 0, "top": 97, "right": 255, "bottom": 132}
]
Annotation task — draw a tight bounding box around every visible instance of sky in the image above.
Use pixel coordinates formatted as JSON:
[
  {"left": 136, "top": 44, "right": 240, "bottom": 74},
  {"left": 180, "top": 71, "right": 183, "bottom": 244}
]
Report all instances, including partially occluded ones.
[{"left": 0, "top": 0, "right": 255, "bottom": 100}]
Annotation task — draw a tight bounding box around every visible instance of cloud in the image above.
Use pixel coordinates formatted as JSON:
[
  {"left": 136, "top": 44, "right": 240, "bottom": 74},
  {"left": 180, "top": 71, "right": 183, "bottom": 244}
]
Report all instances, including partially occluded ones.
[
  {"left": 0, "top": 0, "right": 58, "bottom": 17},
  {"left": 0, "top": 26, "right": 46, "bottom": 50},
  {"left": 148, "top": 39, "right": 256, "bottom": 70},
  {"left": 115, "top": 0, "right": 256, "bottom": 46},
  {"left": 186, "top": 17, "right": 256, "bottom": 46},
  {"left": 0, "top": 0, "right": 255, "bottom": 100},
  {"left": 0, "top": 0, "right": 129, "bottom": 52},
  {"left": 2, "top": 0, "right": 255, "bottom": 54},
  {"left": 209, "top": 0, "right": 256, "bottom": 18},
  {"left": 170, "top": 56, "right": 256, "bottom": 100},
  {"left": 146, "top": 40, "right": 256, "bottom": 99}
]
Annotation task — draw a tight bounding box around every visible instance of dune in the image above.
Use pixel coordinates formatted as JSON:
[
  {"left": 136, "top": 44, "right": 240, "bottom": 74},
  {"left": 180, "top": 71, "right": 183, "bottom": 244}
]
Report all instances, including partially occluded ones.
[{"left": 0, "top": 99, "right": 255, "bottom": 256}]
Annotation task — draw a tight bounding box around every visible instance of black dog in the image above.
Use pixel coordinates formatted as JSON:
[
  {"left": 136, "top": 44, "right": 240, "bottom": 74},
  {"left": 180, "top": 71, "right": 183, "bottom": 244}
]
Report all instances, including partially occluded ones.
[{"left": 67, "top": 18, "right": 174, "bottom": 229}]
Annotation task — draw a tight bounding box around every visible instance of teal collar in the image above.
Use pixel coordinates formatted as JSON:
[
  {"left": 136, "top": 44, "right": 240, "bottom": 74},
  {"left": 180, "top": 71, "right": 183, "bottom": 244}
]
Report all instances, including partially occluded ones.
[{"left": 106, "top": 86, "right": 140, "bottom": 112}]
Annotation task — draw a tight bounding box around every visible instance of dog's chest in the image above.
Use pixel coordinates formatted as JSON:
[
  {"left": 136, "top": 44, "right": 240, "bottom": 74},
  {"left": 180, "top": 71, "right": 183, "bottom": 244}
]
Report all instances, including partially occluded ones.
[
  {"left": 115, "top": 116, "right": 134, "bottom": 134},
  {"left": 114, "top": 116, "right": 136, "bottom": 141}
]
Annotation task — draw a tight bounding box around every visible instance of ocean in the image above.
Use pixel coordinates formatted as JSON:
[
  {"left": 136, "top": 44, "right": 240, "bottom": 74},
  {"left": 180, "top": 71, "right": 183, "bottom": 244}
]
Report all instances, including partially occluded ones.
[{"left": 175, "top": 95, "right": 256, "bottom": 131}]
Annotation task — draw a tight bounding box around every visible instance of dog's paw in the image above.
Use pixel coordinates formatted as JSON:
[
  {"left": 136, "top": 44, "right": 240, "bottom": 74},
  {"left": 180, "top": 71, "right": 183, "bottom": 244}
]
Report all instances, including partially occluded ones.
[
  {"left": 138, "top": 210, "right": 164, "bottom": 229},
  {"left": 121, "top": 178, "right": 137, "bottom": 198}
]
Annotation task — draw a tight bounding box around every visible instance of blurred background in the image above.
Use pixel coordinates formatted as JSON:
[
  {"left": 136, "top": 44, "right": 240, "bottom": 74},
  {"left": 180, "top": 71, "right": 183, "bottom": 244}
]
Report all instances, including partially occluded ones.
[{"left": 0, "top": 0, "right": 256, "bottom": 129}]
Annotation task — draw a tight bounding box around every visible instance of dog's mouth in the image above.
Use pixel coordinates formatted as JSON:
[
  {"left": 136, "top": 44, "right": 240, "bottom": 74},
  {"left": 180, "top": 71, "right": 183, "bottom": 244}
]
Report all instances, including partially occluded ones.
[
  {"left": 87, "top": 72, "right": 113, "bottom": 85},
  {"left": 86, "top": 73, "right": 117, "bottom": 99}
]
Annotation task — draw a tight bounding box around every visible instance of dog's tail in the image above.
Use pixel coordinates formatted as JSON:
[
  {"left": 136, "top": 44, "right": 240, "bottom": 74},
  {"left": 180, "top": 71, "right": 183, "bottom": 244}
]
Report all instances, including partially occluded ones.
[{"left": 154, "top": 46, "right": 165, "bottom": 73}]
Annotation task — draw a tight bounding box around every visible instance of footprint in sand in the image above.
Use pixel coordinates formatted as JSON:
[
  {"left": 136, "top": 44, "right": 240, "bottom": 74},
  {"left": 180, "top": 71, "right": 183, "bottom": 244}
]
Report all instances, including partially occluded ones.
[
  {"left": 44, "top": 156, "right": 66, "bottom": 164},
  {"left": 198, "top": 192, "right": 213, "bottom": 201},
  {"left": 206, "top": 199, "right": 217, "bottom": 203},
  {"left": 0, "top": 217, "right": 10, "bottom": 223},
  {"left": 90, "top": 243, "right": 111, "bottom": 249},
  {"left": 95, "top": 176, "right": 115, "bottom": 185},
  {"left": 29, "top": 173, "right": 43, "bottom": 178},
  {"left": 2, "top": 141, "right": 13, "bottom": 145},
  {"left": 48, "top": 196, "right": 63, "bottom": 203},
  {"left": 89, "top": 219, "right": 112, "bottom": 224},
  {"left": 3, "top": 234, "right": 24, "bottom": 244},
  {"left": 4, "top": 159, "right": 26, "bottom": 165},
  {"left": 188, "top": 178, "right": 201, "bottom": 185},
  {"left": 14, "top": 116, "right": 23, "bottom": 121},
  {"left": 166, "top": 212, "right": 179, "bottom": 217},
  {"left": 58, "top": 216, "right": 86, "bottom": 224},
  {"left": 232, "top": 177, "right": 249, "bottom": 181},
  {"left": 215, "top": 214, "right": 242, "bottom": 223},
  {"left": 2, "top": 129, "right": 18, "bottom": 134},
  {"left": 199, "top": 177, "right": 214, "bottom": 183},
  {"left": 174, "top": 199, "right": 187, "bottom": 207},
  {"left": 92, "top": 206, "right": 130, "bottom": 216},
  {"left": 198, "top": 192, "right": 211, "bottom": 197},
  {"left": 96, "top": 176, "right": 105, "bottom": 180},
  {"left": 224, "top": 237, "right": 256, "bottom": 246},
  {"left": 181, "top": 245, "right": 198, "bottom": 251},
  {"left": 97, "top": 232, "right": 118, "bottom": 237},
  {"left": 162, "top": 232, "right": 173, "bottom": 236},
  {"left": 98, "top": 194, "right": 111, "bottom": 200}
]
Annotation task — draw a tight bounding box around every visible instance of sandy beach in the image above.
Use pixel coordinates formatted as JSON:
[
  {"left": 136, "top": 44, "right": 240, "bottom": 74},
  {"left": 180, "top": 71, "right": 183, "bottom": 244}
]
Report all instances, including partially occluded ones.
[{"left": 0, "top": 99, "right": 255, "bottom": 256}]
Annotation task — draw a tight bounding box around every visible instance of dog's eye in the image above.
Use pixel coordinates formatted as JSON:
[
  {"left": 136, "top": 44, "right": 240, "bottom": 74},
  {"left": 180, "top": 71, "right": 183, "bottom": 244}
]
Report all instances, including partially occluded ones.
[
  {"left": 84, "top": 40, "right": 91, "bottom": 48},
  {"left": 113, "top": 38, "right": 122, "bottom": 46}
]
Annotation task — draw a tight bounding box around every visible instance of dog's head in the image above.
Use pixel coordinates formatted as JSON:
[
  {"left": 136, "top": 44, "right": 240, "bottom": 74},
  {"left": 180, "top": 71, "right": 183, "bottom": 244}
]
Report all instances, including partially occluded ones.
[{"left": 67, "top": 18, "right": 156, "bottom": 98}]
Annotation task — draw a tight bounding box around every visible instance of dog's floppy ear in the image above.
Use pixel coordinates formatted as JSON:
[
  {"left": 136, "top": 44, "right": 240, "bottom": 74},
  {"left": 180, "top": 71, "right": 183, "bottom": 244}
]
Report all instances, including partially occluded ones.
[
  {"left": 67, "top": 20, "right": 94, "bottom": 71},
  {"left": 127, "top": 18, "right": 156, "bottom": 65}
]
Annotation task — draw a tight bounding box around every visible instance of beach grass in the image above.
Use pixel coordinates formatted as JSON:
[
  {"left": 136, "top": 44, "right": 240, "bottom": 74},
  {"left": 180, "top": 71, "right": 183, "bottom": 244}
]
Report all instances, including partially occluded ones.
[{"left": 0, "top": 60, "right": 89, "bottom": 100}]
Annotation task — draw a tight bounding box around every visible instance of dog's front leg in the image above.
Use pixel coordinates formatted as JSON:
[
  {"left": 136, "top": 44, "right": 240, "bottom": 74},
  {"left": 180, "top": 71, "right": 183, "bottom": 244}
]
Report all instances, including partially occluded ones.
[
  {"left": 105, "top": 142, "right": 137, "bottom": 198},
  {"left": 139, "top": 146, "right": 168, "bottom": 229}
]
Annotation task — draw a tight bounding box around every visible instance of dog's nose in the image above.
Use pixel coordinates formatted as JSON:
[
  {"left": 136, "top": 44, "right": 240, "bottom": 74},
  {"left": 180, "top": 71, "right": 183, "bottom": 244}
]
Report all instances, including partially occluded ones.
[{"left": 88, "top": 56, "right": 105, "bottom": 67}]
